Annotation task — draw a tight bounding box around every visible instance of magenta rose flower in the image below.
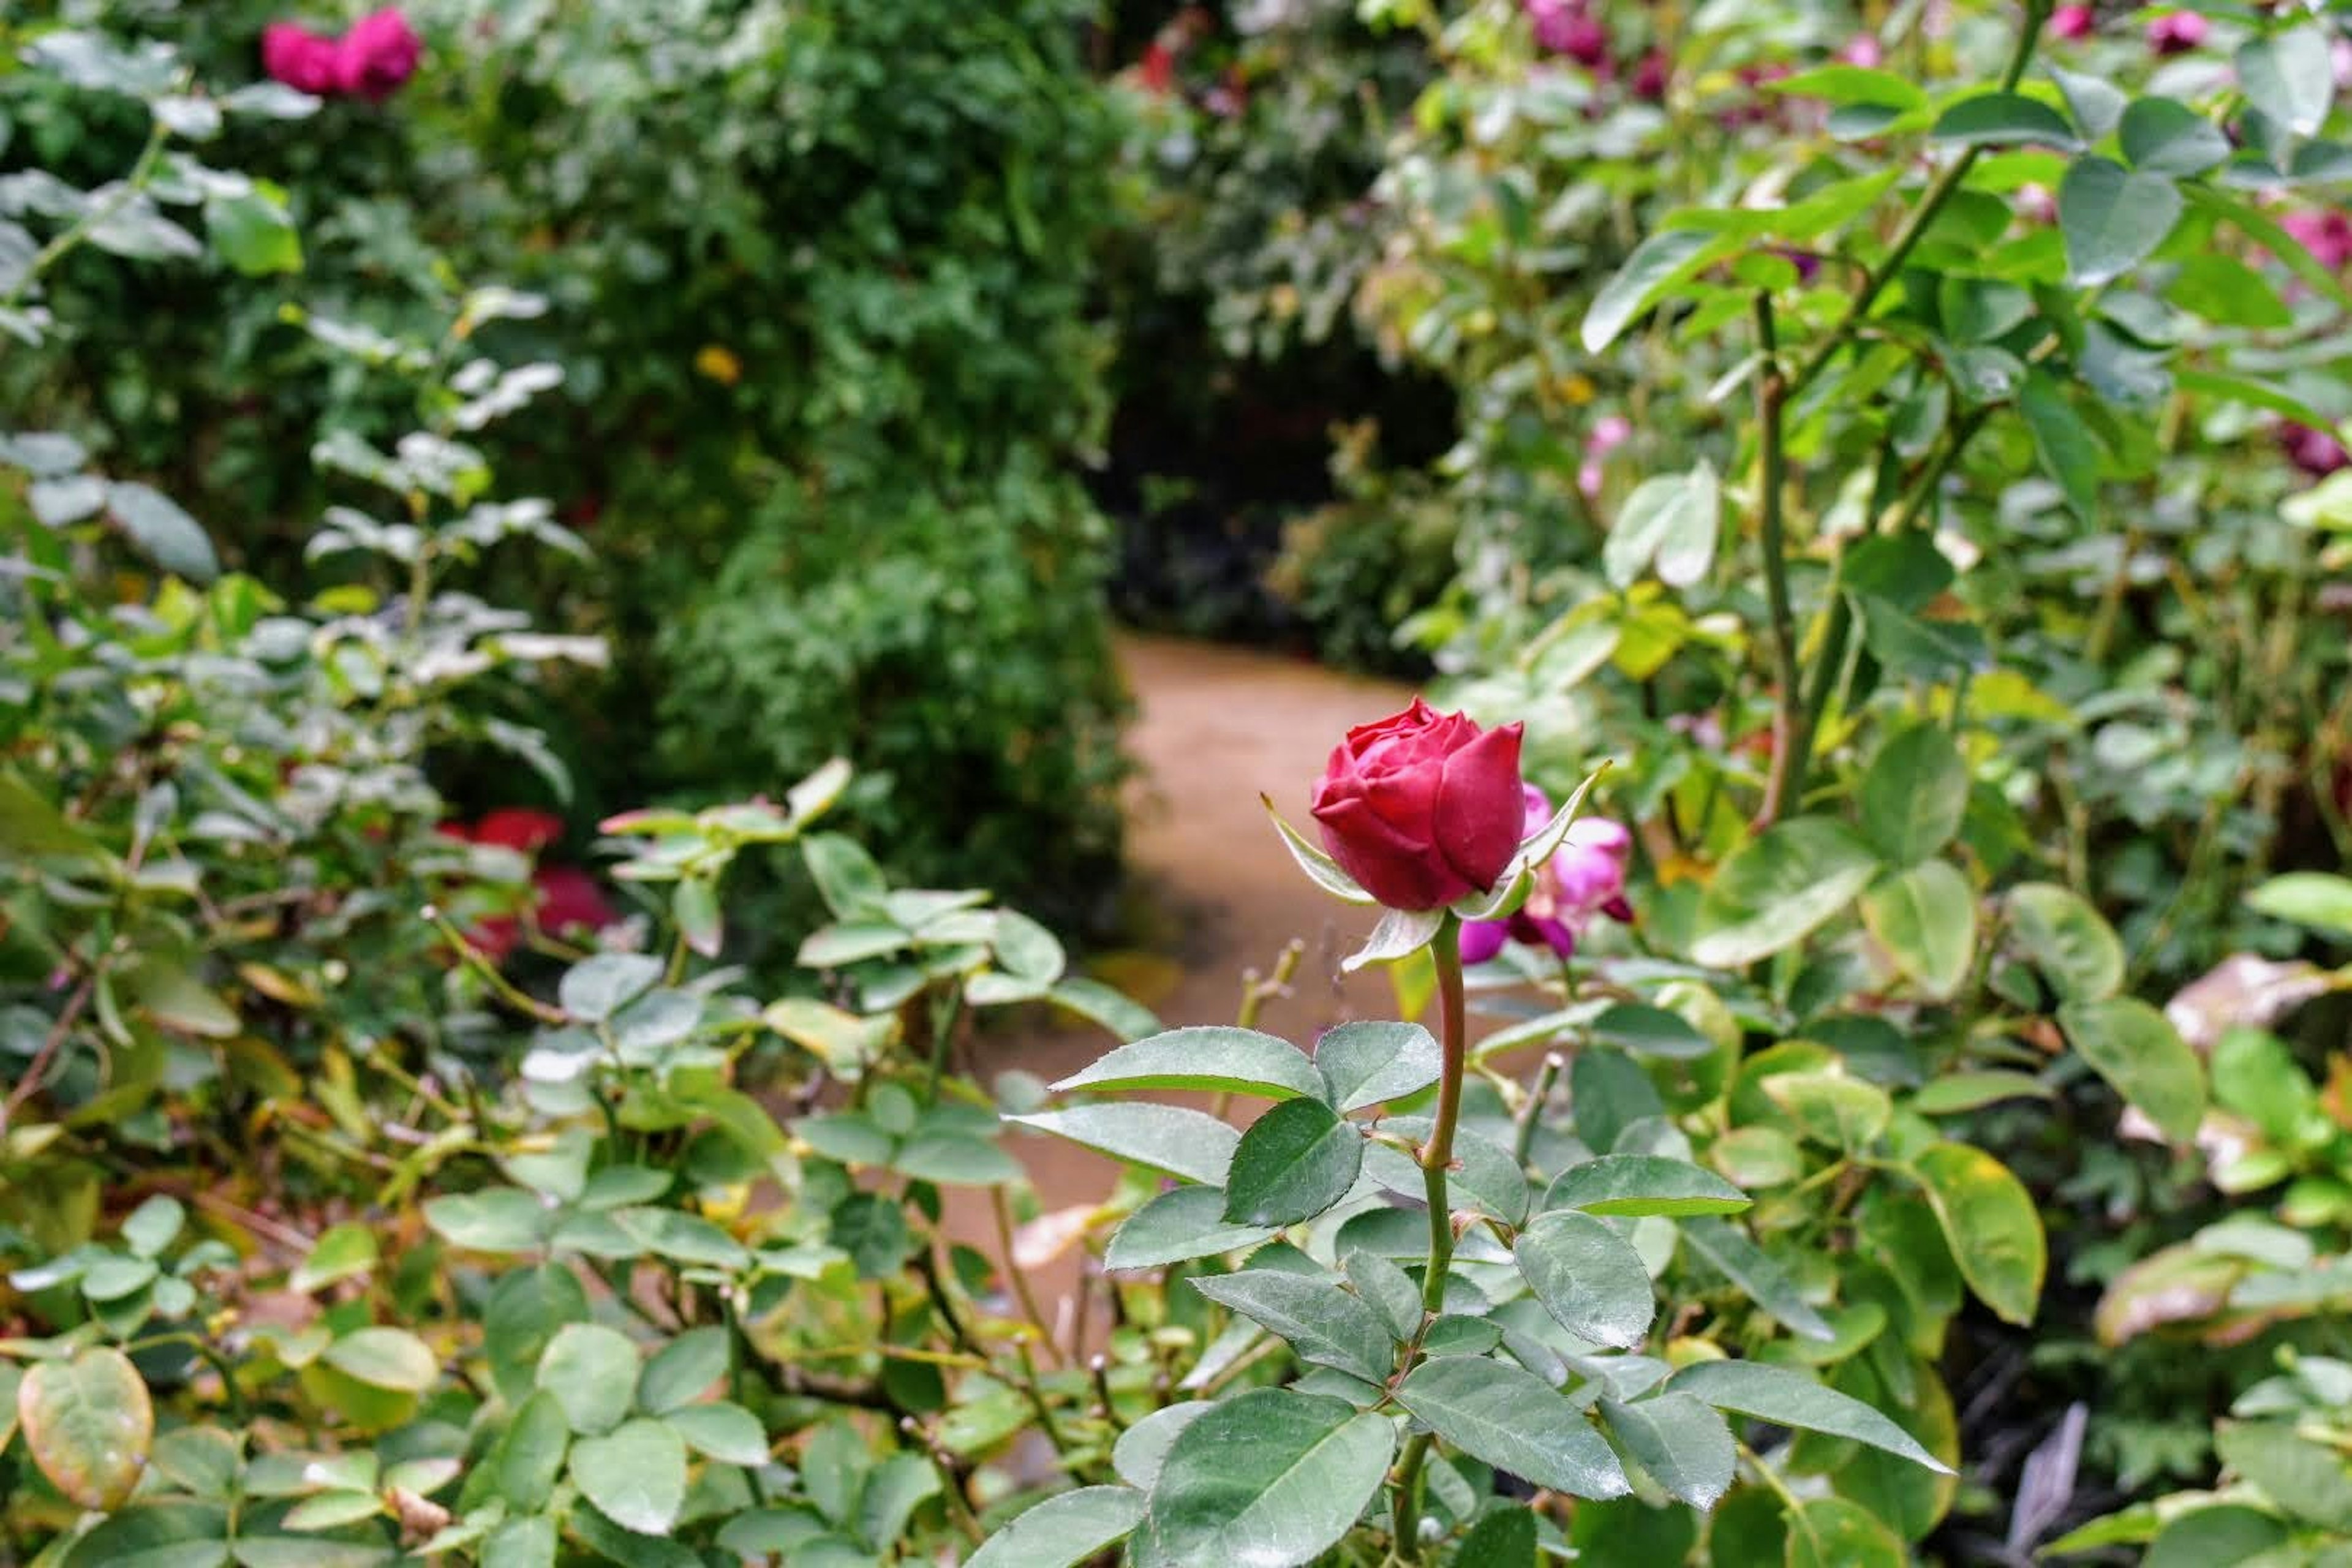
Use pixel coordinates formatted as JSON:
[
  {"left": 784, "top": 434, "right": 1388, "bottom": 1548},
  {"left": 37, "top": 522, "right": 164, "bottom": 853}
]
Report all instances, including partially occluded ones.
[
  {"left": 1525, "top": 0, "right": 1608, "bottom": 67},
  {"left": 2148, "top": 10, "right": 2207, "bottom": 55},
  {"left": 2049, "top": 5, "right": 2095, "bottom": 40},
  {"left": 1460, "top": 796, "right": 1634, "bottom": 964},
  {"left": 336, "top": 7, "right": 422, "bottom": 101},
  {"left": 2283, "top": 423, "right": 2351, "bottom": 478},
  {"left": 1312, "top": 699, "right": 1526, "bottom": 911},
  {"left": 262, "top": 21, "right": 341, "bottom": 95},
  {"left": 2283, "top": 210, "right": 2352, "bottom": 274}
]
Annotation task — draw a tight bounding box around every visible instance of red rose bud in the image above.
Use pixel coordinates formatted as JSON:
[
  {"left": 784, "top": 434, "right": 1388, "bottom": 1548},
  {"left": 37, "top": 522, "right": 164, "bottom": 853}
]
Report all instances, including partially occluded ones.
[
  {"left": 2147, "top": 9, "right": 2206, "bottom": 55},
  {"left": 1630, "top": 51, "right": 1668, "bottom": 101},
  {"left": 336, "top": 7, "right": 422, "bottom": 101},
  {"left": 262, "top": 21, "right": 341, "bottom": 95},
  {"left": 2283, "top": 423, "right": 2350, "bottom": 478},
  {"left": 1311, "top": 699, "right": 1526, "bottom": 910}
]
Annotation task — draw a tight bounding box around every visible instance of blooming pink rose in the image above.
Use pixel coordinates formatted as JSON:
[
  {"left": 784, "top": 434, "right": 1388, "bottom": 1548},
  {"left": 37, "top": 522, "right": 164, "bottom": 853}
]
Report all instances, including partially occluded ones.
[
  {"left": 262, "top": 22, "right": 341, "bottom": 95},
  {"left": 1630, "top": 51, "right": 1669, "bottom": 102},
  {"left": 1841, "top": 36, "right": 1885, "bottom": 69},
  {"left": 1460, "top": 793, "right": 1634, "bottom": 963},
  {"left": 2148, "top": 10, "right": 2207, "bottom": 55},
  {"left": 336, "top": 8, "right": 422, "bottom": 102},
  {"left": 2283, "top": 210, "right": 2352, "bottom": 273},
  {"left": 1312, "top": 699, "right": 1526, "bottom": 910},
  {"left": 2283, "top": 423, "right": 2351, "bottom": 478},
  {"left": 2049, "top": 5, "right": 2095, "bottom": 40},
  {"left": 1526, "top": 0, "right": 1608, "bottom": 67}
]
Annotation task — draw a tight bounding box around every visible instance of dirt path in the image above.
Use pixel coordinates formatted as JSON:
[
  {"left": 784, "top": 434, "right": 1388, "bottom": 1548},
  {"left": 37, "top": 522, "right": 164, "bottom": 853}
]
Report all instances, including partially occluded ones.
[{"left": 941, "top": 634, "right": 1418, "bottom": 1342}]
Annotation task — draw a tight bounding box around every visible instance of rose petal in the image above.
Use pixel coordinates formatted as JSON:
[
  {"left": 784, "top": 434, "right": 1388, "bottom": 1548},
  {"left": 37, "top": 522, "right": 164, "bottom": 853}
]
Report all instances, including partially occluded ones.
[{"left": 1431, "top": 721, "right": 1525, "bottom": 892}]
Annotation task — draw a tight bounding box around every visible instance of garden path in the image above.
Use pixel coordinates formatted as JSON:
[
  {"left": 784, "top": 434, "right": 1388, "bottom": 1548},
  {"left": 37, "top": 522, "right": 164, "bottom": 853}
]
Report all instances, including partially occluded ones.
[{"left": 940, "top": 633, "right": 1417, "bottom": 1349}]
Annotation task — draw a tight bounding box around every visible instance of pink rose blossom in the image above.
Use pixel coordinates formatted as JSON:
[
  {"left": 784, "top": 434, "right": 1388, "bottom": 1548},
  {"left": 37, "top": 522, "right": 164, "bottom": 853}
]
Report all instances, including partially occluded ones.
[
  {"left": 2283, "top": 209, "right": 2352, "bottom": 273},
  {"left": 1459, "top": 790, "right": 1635, "bottom": 965},
  {"left": 1841, "top": 36, "right": 1885, "bottom": 69},
  {"left": 2049, "top": 5, "right": 2095, "bottom": 41},
  {"left": 1526, "top": 0, "right": 1608, "bottom": 67},
  {"left": 2148, "top": 10, "right": 2207, "bottom": 56},
  {"left": 1578, "top": 414, "right": 1633, "bottom": 500},
  {"left": 335, "top": 8, "right": 423, "bottom": 102},
  {"left": 2283, "top": 423, "right": 2350, "bottom": 478},
  {"left": 261, "top": 22, "right": 341, "bottom": 95}
]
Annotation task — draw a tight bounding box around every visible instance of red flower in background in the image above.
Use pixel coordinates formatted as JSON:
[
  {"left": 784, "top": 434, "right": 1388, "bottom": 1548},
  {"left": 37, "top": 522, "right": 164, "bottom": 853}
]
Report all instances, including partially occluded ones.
[
  {"left": 2147, "top": 10, "right": 2207, "bottom": 55},
  {"left": 262, "top": 22, "right": 340, "bottom": 94},
  {"left": 2283, "top": 423, "right": 2351, "bottom": 478},
  {"left": 440, "top": 810, "right": 616, "bottom": 962},
  {"left": 2049, "top": 5, "right": 2095, "bottom": 41},
  {"left": 336, "top": 8, "right": 423, "bottom": 101}
]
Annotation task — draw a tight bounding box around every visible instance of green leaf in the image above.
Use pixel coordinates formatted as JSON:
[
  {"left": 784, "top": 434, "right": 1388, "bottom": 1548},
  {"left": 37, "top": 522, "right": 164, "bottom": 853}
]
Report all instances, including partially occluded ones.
[
  {"left": 859, "top": 1452, "right": 941, "bottom": 1549},
  {"left": 2237, "top": 27, "right": 2334, "bottom": 137},
  {"left": 2214, "top": 1421, "right": 2352, "bottom": 1531},
  {"left": 121, "top": 1195, "right": 184, "bottom": 1258},
  {"left": 1542, "top": 1155, "right": 1751, "bottom": 1218},
  {"left": 559, "top": 954, "right": 663, "bottom": 1022},
  {"left": 535, "top": 1323, "right": 639, "bottom": 1435},
  {"left": 2019, "top": 372, "right": 2101, "bottom": 521},
  {"left": 484, "top": 1264, "right": 589, "bottom": 1406},
  {"left": 494, "top": 1391, "right": 570, "bottom": 1512},
  {"left": 291, "top": 1222, "right": 378, "bottom": 1293},
  {"left": 1312, "top": 1021, "right": 1442, "bottom": 1111},
  {"left": 1221, "top": 1098, "right": 1363, "bottom": 1227},
  {"left": 570, "top": 1419, "right": 687, "bottom": 1536},
  {"left": 1342, "top": 1248, "right": 1423, "bottom": 1343},
  {"left": 204, "top": 189, "right": 301, "bottom": 277},
  {"left": 59, "top": 1502, "right": 232, "bottom": 1568},
  {"left": 2058, "top": 998, "right": 2207, "bottom": 1144},
  {"left": 1910, "top": 1071, "right": 2052, "bottom": 1115},
  {"left": 1931, "top": 92, "right": 2079, "bottom": 148},
  {"left": 1600, "top": 1393, "right": 1736, "bottom": 1509},
  {"left": 1189, "top": 1268, "right": 1393, "bottom": 1383},
  {"left": 1006, "top": 1104, "right": 1238, "bottom": 1186},
  {"left": 1680, "top": 1218, "right": 1835, "bottom": 1341},
  {"left": 2144, "top": 1505, "right": 2290, "bottom": 1568},
  {"left": 1665, "top": 1360, "right": 1951, "bottom": 1472},
  {"left": 2186, "top": 186, "right": 2352, "bottom": 314},
  {"left": 1583, "top": 228, "right": 1733, "bottom": 353},
  {"left": 2050, "top": 67, "right": 2126, "bottom": 142},
  {"left": 665, "top": 1401, "right": 769, "bottom": 1466},
  {"left": 1128, "top": 1389, "right": 1393, "bottom": 1568},
  {"left": 1784, "top": 1495, "right": 1907, "bottom": 1568},
  {"left": 126, "top": 962, "right": 237, "bottom": 1038},
  {"left": 482, "top": 1516, "right": 557, "bottom": 1568},
  {"left": 611, "top": 1207, "right": 751, "bottom": 1270},
  {"left": 2118, "top": 97, "right": 2231, "bottom": 176},
  {"left": 1605, "top": 461, "right": 1720, "bottom": 589},
  {"left": 323, "top": 1327, "right": 438, "bottom": 1393},
  {"left": 1515, "top": 1210, "right": 1655, "bottom": 1348},
  {"left": 1113, "top": 1402, "right": 1212, "bottom": 1491},
  {"left": 672, "top": 878, "right": 722, "bottom": 959},
  {"left": 1861, "top": 861, "right": 1978, "bottom": 1000},
  {"left": 968, "top": 1487, "right": 1146, "bottom": 1568},
  {"left": 104, "top": 482, "right": 216, "bottom": 581},
  {"left": 1044, "top": 978, "right": 1163, "bottom": 1042},
  {"left": 891, "top": 1131, "right": 1023, "bottom": 1187},
  {"left": 1452, "top": 1506, "right": 1538, "bottom": 1568},
  {"left": 2168, "top": 255, "right": 2293, "bottom": 329},
  {"left": 638, "top": 1327, "right": 728, "bottom": 1414},
  {"left": 2005, "top": 883, "right": 2124, "bottom": 1002},
  {"left": 1691, "top": 818, "right": 1880, "bottom": 969},
  {"left": 1589, "top": 1003, "right": 1714, "bottom": 1060},
  {"left": 1105, "top": 1187, "right": 1275, "bottom": 1271},
  {"left": 2247, "top": 872, "right": 2352, "bottom": 941},
  {"left": 801, "top": 834, "right": 889, "bottom": 919},
  {"left": 1052, "top": 1027, "right": 1323, "bottom": 1102},
  {"left": 1858, "top": 725, "right": 1969, "bottom": 867},
  {"left": 2059, "top": 157, "right": 2182, "bottom": 287},
  {"left": 1769, "top": 65, "right": 1925, "bottom": 109},
  {"left": 17, "top": 1348, "right": 153, "bottom": 1509},
  {"left": 1910, "top": 1142, "right": 2045, "bottom": 1327},
  {"left": 1938, "top": 276, "right": 2035, "bottom": 344},
  {"left": 1763, "top": 1071, "right": 1894, "bottom": 1153},
  {"left": 1393, "top": 1356, "right": 1630, "bottom": 1499}
]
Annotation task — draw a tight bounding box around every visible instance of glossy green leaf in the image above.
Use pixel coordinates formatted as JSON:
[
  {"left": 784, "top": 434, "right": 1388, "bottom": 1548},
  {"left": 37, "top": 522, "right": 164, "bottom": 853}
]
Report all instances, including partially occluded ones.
[
  {"left": 1602, "top": 1393, "right": 1736, "bottom": 1509},
  {"left": 638, "top": 1327, "right": 728, "bottom": 1414},
  {"left": 322, "top": 1327, "right": 437, "bottom": 1393},
  {"left": 1584, "top": 228, "right": 1733, "bottom": 352},
  {"left": 1930, "top": 92, "right": 2078, "bottom": 148},
  {"left": 535, "top": 1323, "right": 639, "bottom": 1435},
  {"left": 1680, "top": 1218, "right": 1834, "bottom": 1341},
  {"left": 2247, "top": 872, "right": 2352, "bottom": 941},
  {"left": 1189, "top": 1268, "right": 1393, "bottom": 1383},
  {"left": 291, "top": 1222, "right": 379, "bottom": 1293},
  {"left": 2237, "top": 27, "right": 2334, "bottom": 137},
  {"left": 1591, "top": 1004, "right": 1715, "bottom": 1060},
  {"left": 2005, "top": 883, "right": 2124, "bottom": 1003},
  {"left": 2214, "top": 1421, "right": 2352, "bottom": 1531},
  {"left": 1105, "top": 1187, "right": 1275, "bottom": 1271},
  {"left": 1516, "top": 1210, "right": 1655, "bottom": 1348},
  {"left": 1763, "top": 1071, "right": 1894, "bottom": 1152},
  {"left": 1006, "top": 1104, "right": 1238, "bottom": 1186},
  {"left": 1543, "top": 1155, "right": 1751, "bottom": 1218},
  {"left": 493, "top": 1392, "right": 570, "bottom": 1512},
  {"left": 1222, "top": 1098, "right": 1363, "bottom": 1227},
  {"left": 1858, "top": 725, "right": 1968, "bottom": 867},
  {"left": 17, "top": 1348, "right": 153, "bottom": 1509},
  {"left": 570, "top": 1418, "right": 687, "bottom": 1536},
  {"left": 1605, "top": 461, "right": 1720, "bottom": 589},
  {"left": 557, "top": 953, "right": 663, "bottom": 1022},
  {"left": 2059, "top": 157, "right": 2182, "bottom": 287},
  {"left": 1393, "top": 1355, "right": 1630, "bottom": 1499},
  {"left": 968, "top": 1487, "right": 1147, "bottom": 1568},
  {"left": 2119, "top": 97, "right": 2230, "bottom": 176},
  {"left": 1910, "top": 1142, "right": 2045, "bottom": 1327},
  {"left": 106, "top": 482, "right": 217, "bottom": 582},
  {"left": 859, "top": 1452, "right": 941, "bottom": 1549},
  {"left": 1112, "top": 1401, "right": 1212, "bottom": 1491},
  {"left": 2020, "top": 372, "right": 2101, "bottom": 521},
  {"left": 1784, "top": 1495, "right": 1906, "bottom": 1568},
  {"left": 1666, "top": 1360, "right": 1951, "bottom": 1472},
  {"left": 1313, "top": 1020, "right": 1442, "bottom": 1111},
  {"left": 484, "top": 1264, "right": 589, "bottom": 1406},
  {"left": 2144, "top": 1505, "right": 2290, "bottom": 1568},
  {"left": 1862, "top": 860, "right": 1977, "bottom": 1000},
  {"left": 2058, "top": 998, "right": 2207, "bottom": 1144},
  {"left": 1128, "top": 1389, "right": 1393, "bottom": 1568},
  {"left": 1909, "top": 1071, "right": 2052, "bottom": 1115},
  {"left": 1692, "top": 818, "right": 1879, "bottom": 969},
  {"left": 1343, "top": 1247, "right": 1423, "bottom": 1343},
  {"left": 1053, "top": 1027, "right": 1322, "bottom": 1102},
  {"left": 665, "top": 1401, "right": 769, "bottom": 1466}
]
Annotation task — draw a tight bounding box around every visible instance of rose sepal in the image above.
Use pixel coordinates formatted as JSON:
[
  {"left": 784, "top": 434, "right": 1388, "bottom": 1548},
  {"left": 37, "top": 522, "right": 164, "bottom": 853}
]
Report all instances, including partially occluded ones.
[{"left": 1262, "top": 794, "right": 1378, "bottom": 907}]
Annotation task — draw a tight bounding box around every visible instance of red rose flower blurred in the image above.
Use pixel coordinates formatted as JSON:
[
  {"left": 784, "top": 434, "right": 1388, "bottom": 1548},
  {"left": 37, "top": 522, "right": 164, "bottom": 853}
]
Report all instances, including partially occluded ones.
[
  {"left": 2148, "top": 10, "right": 2207, "bottom": 55},
  {"left": 440, "top": 810, "right": 617, "bottom": 963},
  {"left": 2283, "top": 210, "right": 2352, "bottom": 274},
  {"left": 1312, "top": 699, "right": 1526, "bottom": 910},
  {"left": 2049, "top": 5, "right": 2095, "bottom": 41},
  {"left": 335, "top": 8, "right": 422, "bottom": 101},
  {"left": 262, "top": 22, "right": 340, "bottom": 95},
  {"left": 2283, "top": 423, "right": 2351, "bottom": 478}
]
